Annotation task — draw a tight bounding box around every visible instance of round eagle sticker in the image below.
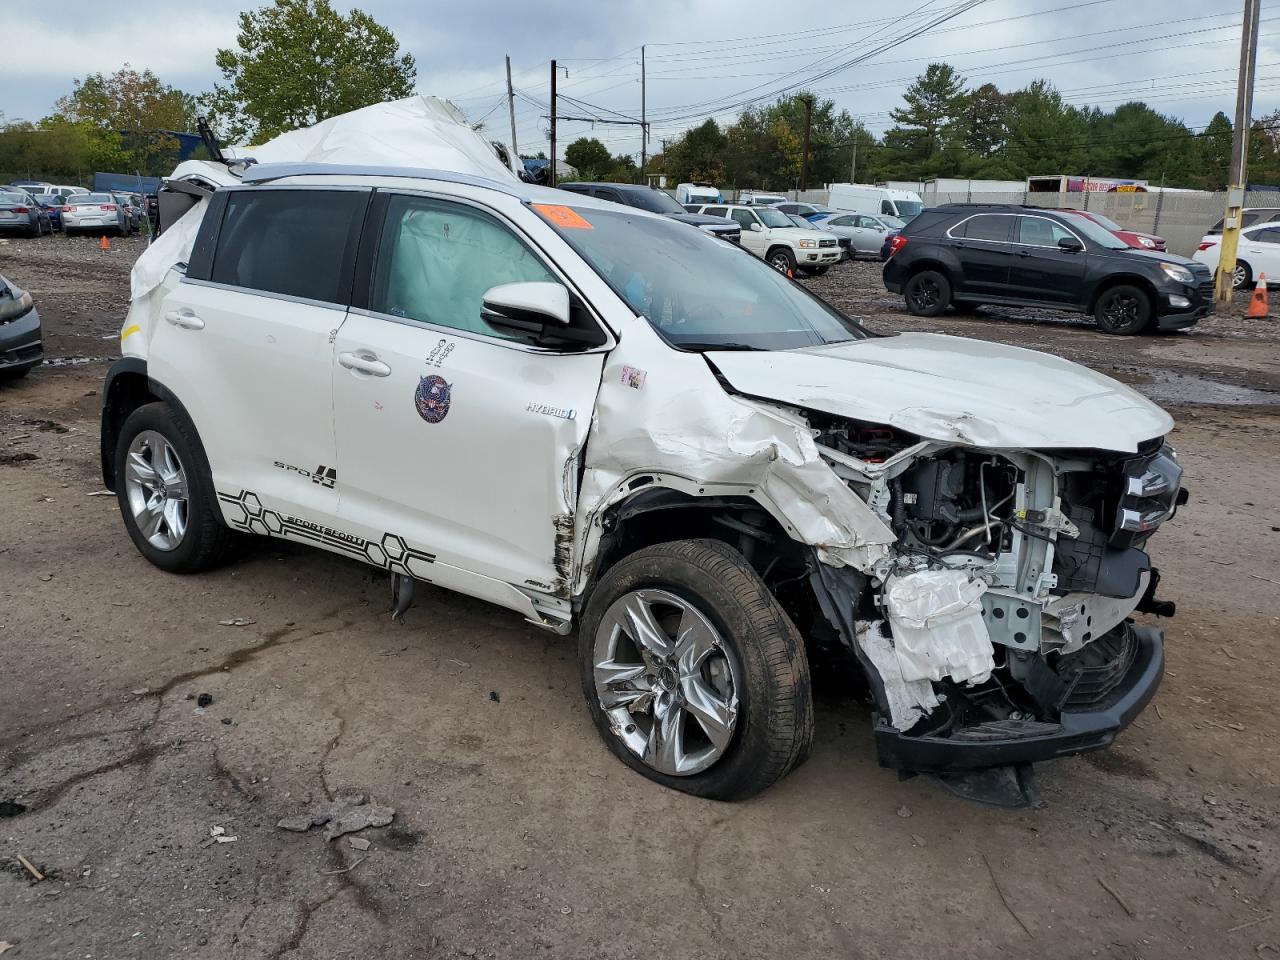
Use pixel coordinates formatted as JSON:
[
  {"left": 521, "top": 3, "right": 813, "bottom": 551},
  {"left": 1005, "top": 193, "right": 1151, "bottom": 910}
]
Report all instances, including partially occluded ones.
[{"left": 414, "top": 374, "right": 452, "bottom": 423}]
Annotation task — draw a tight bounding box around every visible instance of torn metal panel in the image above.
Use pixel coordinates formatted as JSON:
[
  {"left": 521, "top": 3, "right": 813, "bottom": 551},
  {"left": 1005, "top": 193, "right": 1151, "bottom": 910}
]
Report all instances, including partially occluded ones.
[{"left": 856, "top": 621, "right": 940, "bottom": 731}]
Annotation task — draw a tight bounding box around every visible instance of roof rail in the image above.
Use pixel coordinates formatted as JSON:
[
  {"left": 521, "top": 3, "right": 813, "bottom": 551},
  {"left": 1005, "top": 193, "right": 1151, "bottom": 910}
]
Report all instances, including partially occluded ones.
[{"left": 239, "top": 162, "right": 524, "bottom": 196}]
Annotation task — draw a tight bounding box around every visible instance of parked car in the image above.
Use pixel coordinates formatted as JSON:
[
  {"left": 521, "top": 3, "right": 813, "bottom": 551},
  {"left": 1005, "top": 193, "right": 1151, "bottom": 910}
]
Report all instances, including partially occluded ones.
[
  {"left": 692, "top": 202, "right": 839, "bottom": 275},
  {"left": 62, "top": 192, "right": 131, "bottom": 236},
  {"left": 775, "top": 202, "right": 835, "bottom": 221},
  {"left": 10, "top": 182, "right": 87, "bottom": 198},
  {"left": 738, "top": 191, "right": 787, "bottom": 206},
  {"left": 815, "top": 212, "right": 904, "bottom": 259},
  {"left": 1193, "top": 221, "right": 1280, "bottom": 289},
  {"left": 36, "top": 195, "right": 64, "bottom": 231},
  {"left": 112, "top": 192, "right": 143, "bottom": 233},
  {"left": 0, "top": 189, "right": 53, "bottom": 236},
  {"left": 829, "top": 183, "right": 924, "bottom": 221},
  {"left": 557, "top": 182, "right": 740, "bottom": 243},
  {"left": 102, "top": 163, "right": 1184, "bottom": 801},
  {"left": 882, "top": 203, "right": 1213, "bottom": 334},
  {"left": 0, "top": 273, "right": 42, "bottom": 379},
  {"left": 1206, "top": 207, "right": 1280, "bottom": 236},
  {"left": 1053, "top": 208, "right": 1165, "bottom": 251},
  {"left": 675, "top": 182, "right": 722, "bottom": 206}
]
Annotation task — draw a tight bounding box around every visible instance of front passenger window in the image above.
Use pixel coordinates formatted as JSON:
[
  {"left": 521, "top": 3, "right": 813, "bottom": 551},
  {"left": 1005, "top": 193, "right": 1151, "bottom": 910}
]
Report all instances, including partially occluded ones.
[
  {"left": 730, "top": 209, "right": 757, "bottom": 230},
  {"left": 369, "top": 195, "right": 557, "bottom": 341}
]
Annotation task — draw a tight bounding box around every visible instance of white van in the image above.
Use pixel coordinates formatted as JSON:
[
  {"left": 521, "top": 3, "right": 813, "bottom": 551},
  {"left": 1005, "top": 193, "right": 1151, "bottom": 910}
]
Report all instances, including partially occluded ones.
[
  {"left": 827, "top": 183, "right": 923, "bottom": 221},
  {"left": 676, "top": 182, "right": 722, "bottom": 206}
]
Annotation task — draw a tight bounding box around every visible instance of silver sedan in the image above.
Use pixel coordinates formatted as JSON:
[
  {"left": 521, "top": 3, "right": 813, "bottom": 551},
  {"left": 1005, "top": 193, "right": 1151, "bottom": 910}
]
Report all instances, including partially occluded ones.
[
  {"left": 62, "top": 193, "right": 132, "bottom": 236},
  {"left": 815, "top": 212, "right": 905, "bottom": 259}
]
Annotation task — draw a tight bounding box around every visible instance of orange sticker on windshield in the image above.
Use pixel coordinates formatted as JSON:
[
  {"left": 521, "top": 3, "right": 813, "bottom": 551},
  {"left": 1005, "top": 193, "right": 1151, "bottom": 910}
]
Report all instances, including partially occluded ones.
[{"left": 533, "top": 204, "right": 593, "bottom": 230}]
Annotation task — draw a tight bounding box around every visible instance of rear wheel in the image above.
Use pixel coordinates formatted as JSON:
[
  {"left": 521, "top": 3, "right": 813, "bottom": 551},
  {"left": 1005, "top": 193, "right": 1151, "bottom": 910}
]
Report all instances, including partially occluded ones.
[
  {"left": 768, "top": 248, "right": 796, "bottom": 275},
  {"left": 1094, "top": 284, "right": 1153, "bottom": 335},
  {"left": 115, "top": 402, "right": 236, "bottom": 573},
  {"left": 580, "top": 539, "right": 813, "bottom": 801},
  {"left": 904, "top": 269, "right": 951, "bottom": 316}
]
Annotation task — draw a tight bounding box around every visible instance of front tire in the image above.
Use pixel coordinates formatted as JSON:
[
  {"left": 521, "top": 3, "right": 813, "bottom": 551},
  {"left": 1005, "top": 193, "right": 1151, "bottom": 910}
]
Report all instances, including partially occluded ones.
[
  {"left": 904, "top": 269, "right": 951, "bottom": 316},
  {"left": 579, "top": 539, "right": 813, "bottom": 801},
  {"left": 1230, "top": 260, "right": 1252, "bottom": 289},
  {"left": 1094, "top": 284, "right": 1153, "bottom": 334},
  {"left": 115, "top": 402, "right": 235, "bottom": 573},
  {"left": 767, "top": 248, "right": 796, "bottom": 275}
]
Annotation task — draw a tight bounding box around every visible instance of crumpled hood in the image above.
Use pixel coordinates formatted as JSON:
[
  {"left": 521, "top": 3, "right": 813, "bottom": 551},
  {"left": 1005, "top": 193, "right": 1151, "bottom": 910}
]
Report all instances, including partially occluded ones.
[{"left": 707, "top": 332, "right": 1173, "bottom": 452}]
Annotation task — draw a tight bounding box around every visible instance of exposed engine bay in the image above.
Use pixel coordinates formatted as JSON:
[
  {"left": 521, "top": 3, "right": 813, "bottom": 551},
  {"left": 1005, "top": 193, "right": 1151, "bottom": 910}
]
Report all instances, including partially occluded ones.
[{"left": 806, "top": 411, "right": 1185, "bottom": 759}]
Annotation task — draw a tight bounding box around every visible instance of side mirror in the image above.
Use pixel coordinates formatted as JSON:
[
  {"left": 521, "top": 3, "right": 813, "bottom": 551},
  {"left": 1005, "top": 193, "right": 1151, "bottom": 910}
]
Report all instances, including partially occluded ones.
[
  {"left": 481, "top": 281, "right": 570, "bottom": 335},
  {"left": 1058, "top": 236, "right": 1084, "bottom": 252},
  {"left": 749, "top": 222, "right": 763, "bottom": 232}
]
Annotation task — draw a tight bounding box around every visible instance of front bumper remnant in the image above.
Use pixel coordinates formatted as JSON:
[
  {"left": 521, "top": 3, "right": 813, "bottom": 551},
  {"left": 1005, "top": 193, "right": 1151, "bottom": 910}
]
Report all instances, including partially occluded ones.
[{"left": 873, "top": 624, "right": 1163, "bottom": 773}]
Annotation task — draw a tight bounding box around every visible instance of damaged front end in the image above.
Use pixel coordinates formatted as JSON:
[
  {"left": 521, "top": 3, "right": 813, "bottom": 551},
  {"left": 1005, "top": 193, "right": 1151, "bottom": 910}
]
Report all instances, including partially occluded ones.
[{"left": 806, "top": 414, "right": 1185, "bottom": 779}]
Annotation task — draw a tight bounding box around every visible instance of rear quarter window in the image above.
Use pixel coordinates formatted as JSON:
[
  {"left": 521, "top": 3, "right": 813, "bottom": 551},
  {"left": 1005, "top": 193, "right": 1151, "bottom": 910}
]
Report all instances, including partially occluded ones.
[{"left": 209, "top": 189, "right": 369, "bottom": 304}]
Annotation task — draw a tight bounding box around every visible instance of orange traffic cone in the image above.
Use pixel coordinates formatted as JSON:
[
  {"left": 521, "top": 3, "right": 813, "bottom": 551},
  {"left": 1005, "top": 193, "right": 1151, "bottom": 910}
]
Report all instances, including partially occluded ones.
[
  {"left": 1246, "top": 272, "right": 1269, "bottom": 319},
  {"left": 99, "top": 234, "right": 110, "bottom": 251}
]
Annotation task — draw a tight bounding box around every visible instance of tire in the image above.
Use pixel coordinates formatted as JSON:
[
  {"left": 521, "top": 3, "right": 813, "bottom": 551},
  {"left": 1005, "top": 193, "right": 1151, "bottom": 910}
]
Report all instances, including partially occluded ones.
[
  {"left": 579, "top": 539, "right": 813, "bottom": 801},
  {"left": 805, "top": 265, "right": 830, "bottom": 277},
  {"left": 1094, "top": 283, "right": 1153, "bottom": 335},
  {"left": 114, "top": 401, "right": 236, "bottom": 574},
  {"left": 1231, "top": 260, "right": 1253, "bottom": 289},
  {"left": 904, "top": 269, "right": 951, "bottom": 316},
  {"left": 767, "top": 247, "right": 796, "bottom": 275}
]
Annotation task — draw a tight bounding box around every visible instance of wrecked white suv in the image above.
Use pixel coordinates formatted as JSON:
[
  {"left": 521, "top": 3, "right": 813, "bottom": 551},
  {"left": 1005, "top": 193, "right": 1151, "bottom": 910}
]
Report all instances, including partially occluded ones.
[{"left": 102, "top": 163, "right": 1183, "bottom": 802}]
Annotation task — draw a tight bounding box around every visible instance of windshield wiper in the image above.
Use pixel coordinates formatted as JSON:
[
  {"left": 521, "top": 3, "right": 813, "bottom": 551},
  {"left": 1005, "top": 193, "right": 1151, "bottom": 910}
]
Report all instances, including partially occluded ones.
[{"left": 671, "top": 341, "right": 764, "bottom": 351}]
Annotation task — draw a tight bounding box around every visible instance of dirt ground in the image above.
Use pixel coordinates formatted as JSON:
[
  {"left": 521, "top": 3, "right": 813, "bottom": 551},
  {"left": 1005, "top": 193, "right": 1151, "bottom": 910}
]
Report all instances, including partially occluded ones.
[{"left": 2, "top": 235, "right": 1279, "bottom": 960}]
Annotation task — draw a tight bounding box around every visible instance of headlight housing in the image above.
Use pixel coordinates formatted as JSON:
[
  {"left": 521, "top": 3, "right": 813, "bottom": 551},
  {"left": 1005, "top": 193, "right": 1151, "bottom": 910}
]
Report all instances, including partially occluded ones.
[
  {"left": 1159, "top": 262, "right": 1194, "bottom": 284},
  {"left": 0, "top": 286, "right": 33, "bottom": 322},
  {"left": 798, "top": 239, "right": 817, "bottom": 249},
  {"left": 1138, "top": 236, "right": 1156, "bottom": 248}
]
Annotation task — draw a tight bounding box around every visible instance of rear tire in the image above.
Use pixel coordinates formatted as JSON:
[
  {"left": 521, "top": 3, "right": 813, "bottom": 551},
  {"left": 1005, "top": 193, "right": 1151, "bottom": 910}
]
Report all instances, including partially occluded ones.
[
  {"left": 579, "top": 539, "right": 813, "bottom": 801},
  {"left": 1094, "top": 284, "right": 1153, "bottom": 335},
  {"left": 115, "top": 402, "right": 236, "bottom": 574},
  {"left": 904, "top": 269, "right": 951, "bottom": 316}
]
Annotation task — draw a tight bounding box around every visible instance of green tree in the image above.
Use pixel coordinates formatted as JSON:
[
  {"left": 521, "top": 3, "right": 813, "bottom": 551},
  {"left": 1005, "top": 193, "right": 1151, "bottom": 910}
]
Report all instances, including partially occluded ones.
[
  {"left": 563, "top": 137, "right": 612, "bottom": 179},
  {"left": 959, "top": 83, "right": 1007, "bottom": 158},
  {"left": 1002, "top": 80, "right": 1090, "bottom": 178},
  {"left": 884, "top": 64, "right": 967, "bottom": 174},
  {"left": 207, "top": 0, "right": 416, "bottom": 143},
  {"left": 663, "top": 119, "right": 728, "bottom": 185}
]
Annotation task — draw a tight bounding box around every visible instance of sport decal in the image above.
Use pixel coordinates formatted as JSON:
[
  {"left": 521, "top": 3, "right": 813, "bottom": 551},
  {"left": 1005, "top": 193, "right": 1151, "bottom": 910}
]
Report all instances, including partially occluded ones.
[
  {"left": 414, "top": 374, "right": 452, "bottom": 423},
  {"left": 273, "top": 461, "right": 336, "bottom": 489},
  {"left": 217, "top": 490, "right": 436, "bottom": 579}
]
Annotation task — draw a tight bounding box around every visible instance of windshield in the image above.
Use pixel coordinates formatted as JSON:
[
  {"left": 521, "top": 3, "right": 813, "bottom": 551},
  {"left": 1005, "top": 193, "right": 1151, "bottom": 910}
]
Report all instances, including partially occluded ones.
[
  {"left": 1058, "top": 212, "right": 1129, "bottom": 249},
  {"left": 894, "top": 200, "right": 924, "bottom": 219},
  {"left": 878, "top": 215, "right": 906, "bottom": 230},
  {"left": 626, "top": 189, "right": 686, "bottom": 215},
  {"left": 755, "top": 207, "right": 792, "bottom": 228},
  {"left": 787, "top": 214, "right": 810, "bottom": 227},
  {"left": 1083, "top": 211, "right": 1124, "bottom": 232},
  {"left": 534, "top": 204, "right": 868, "bottom": 350},
  {"left": 0, "top": 192, "right": 28, "bottom": 203}
]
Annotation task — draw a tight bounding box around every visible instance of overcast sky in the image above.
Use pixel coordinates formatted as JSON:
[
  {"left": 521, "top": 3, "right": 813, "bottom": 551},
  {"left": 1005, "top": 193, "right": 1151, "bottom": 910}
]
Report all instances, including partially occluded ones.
[{"left": 3, "top": 0, "right": 1277, "bottom": 161}]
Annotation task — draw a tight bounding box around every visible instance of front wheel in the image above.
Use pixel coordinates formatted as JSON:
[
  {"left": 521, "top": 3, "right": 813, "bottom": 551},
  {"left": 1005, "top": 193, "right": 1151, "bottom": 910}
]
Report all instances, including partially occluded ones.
[
  {"left": 767, "top": 248, "right": 796, "bottom": 275},
  {"left": 115, "top": 402, "right": 236, "bottom": 573},
  {"left": 579, "top": 539, "right": 813, "bottom": 801},
  {"left": 1094, "top": 284, "right": 1153, "bottom": 335},
  {"left": 904, "top": 269, "right": 951, "bottom": 316},
  {"left": 1230, "top": 260, "right": 1252, "bottom": 289}
]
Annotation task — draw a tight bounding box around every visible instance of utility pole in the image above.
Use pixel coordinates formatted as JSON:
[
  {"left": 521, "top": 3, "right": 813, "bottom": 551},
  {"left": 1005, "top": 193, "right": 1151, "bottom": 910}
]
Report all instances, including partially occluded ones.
[
  {"left": 850, "top": 133, "right": 858, "bottom": 183},
  {"left": 505, "top": 55, "right": 518, "bottom": 159},
  {"left": 1216, "top": 0, "right": 1261, "bottom": 304},
  {"left": 800, "top": 95, "right": 813, "bottom": 192},
  {"left": 640, "top": 45, "right": 647, "bottom": 180},
  {"left": 549, "top": 59, "right": 558, "bottom": 187}
]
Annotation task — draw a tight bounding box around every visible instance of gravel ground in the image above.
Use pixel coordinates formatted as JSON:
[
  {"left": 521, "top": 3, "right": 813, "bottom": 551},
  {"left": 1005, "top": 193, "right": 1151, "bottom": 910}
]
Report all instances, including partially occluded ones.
[{"left": 1, "top": 237, "right": 1279, "bottom": 959}]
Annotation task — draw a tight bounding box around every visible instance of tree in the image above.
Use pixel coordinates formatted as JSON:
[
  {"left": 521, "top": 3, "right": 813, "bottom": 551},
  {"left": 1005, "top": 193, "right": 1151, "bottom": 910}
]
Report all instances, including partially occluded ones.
[
  {"left": 206, "top": 0, "right": 416, "bottom": 143},
  {"left": 960, "top": 83, "right": 1007, "bottom": 158},
  {"left": 884, "top": 64, "right": 967, "bottom": 173},
  {"left": 663, "top": 119, "right": 728, "bottom": 185},
  {"left": 54, "top": 65, "right": 196, "bottom": 174},
  {"left": 563, "top": 137, "right": 612, "bottom": 179}
]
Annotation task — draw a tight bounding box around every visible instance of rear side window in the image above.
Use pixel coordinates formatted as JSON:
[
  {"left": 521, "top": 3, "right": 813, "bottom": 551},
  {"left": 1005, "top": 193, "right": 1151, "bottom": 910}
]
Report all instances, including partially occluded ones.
[
  {"left": 211, "top": 189, "right": 368, "bottom": 304},
  {"left": 1252, "top": 227, "right": 1280, "bottom": 244},
  {"left": 959, "top": 214, "right": 1012, "bottom": 242},
  {"left": 703, "top": 206, "right": 727, "bottom": 217}
]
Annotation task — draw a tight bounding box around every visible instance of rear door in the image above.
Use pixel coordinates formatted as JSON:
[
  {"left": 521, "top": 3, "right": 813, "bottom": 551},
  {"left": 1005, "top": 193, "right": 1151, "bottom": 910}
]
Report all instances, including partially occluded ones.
[
  {"left": 1007, "top": 214, "right": 1087, "bottom": 305},
  {"left": 945, "top": 213, "right": 1014, "bottom": 297},
  {"left": 331, "top": 191, "right": 608, "bottom": 598},
  {"left": 1239, "top": 226, "right": 1280, "bottom": 279},
  {"left": 148, "top": 186, "right": 370, "bottom": 526}
]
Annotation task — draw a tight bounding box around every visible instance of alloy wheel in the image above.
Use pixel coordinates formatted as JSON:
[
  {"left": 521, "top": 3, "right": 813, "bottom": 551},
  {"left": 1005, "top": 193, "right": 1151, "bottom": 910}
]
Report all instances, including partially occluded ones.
[
  {"left": 1233, "top": 263, "right": 1248, "bottom": 288},
  {"left": 1102, "top": 292, "right": 1139, "bottom": 325},
  {"left": 909, "top": 277, "right": 939, "bottom": 310},
  {"left": 123, "top": 430, "right": 190, "bottom": 551},
  {"left": 592, "top": 589, "right": 741, "bottom": 776}
]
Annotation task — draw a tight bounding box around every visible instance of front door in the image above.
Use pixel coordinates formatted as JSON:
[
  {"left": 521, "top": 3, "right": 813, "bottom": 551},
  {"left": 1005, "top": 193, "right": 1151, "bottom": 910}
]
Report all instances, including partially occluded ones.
[
  {"left": 148, "top": 186, "right": 370, "bottom": 522},
  {"left": 332, "top": 192, "right": 608, "bottom": 597},
  {"left": 947, "top": 212, "right": 1014, "bottom": 297},
  {"left": 728, "top": 208, "right": 767, "bottom": 257},
  {"left": 1008, "top": 215, "right": 1087, "bottom": 305}
]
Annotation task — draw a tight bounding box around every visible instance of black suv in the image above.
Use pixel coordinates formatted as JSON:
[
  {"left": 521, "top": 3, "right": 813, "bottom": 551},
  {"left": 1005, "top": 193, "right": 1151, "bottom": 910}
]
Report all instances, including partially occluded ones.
[
  {"left": 557, "top": 182, "right": 741, "bottom": 244},
  {"left": 882, "top": 204, "right": 1214, "bottom": 334}
]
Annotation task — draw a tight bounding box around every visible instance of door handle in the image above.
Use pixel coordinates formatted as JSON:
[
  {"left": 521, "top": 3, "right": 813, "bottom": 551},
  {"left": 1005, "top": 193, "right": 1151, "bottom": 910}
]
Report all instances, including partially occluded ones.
[
  {"left": 338, "top": 351, "right": 391, "bottom": 377},
  {"left": 1017, "top": 249, "right": 1031, "bottom": 257},
  {"left": 164, "top": 309, "right": 204, "bottom": 330}
]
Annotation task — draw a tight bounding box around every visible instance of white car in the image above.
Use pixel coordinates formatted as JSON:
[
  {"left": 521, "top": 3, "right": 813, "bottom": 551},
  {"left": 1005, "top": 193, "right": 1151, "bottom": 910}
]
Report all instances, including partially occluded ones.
[
  {"left": 694, "top": 202, "right": 840, "bottom": 275},
  {"left": 103, "top": 162, "right": 1183, "bottom": 802},
  {"left": 738, "top": 190, "right": 787, "bottom": 206},
  {"left": 62, "top": 192, "right": 132, "bottom": 236},
  {"left": 816, "top": 212, "right": 905, "bottom": 258},
  {"left": 1194, "top": 222, "right": 1280, "bottom": 289}
]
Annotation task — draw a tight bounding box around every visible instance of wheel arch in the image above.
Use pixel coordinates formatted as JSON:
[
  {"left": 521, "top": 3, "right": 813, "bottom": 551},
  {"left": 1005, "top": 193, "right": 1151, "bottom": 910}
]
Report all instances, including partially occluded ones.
[
  {"left": 904, "top": 257, "right": 958, "bottom": 287},
  {"left": 100, "top": 360, "right": 199, "bottom": 491},
  {"left": 1086, "top": 273, "right": 1160, "bottom": 314},
  {"left": 764, "top": 244, "right": 794, "bottom": 264}
]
